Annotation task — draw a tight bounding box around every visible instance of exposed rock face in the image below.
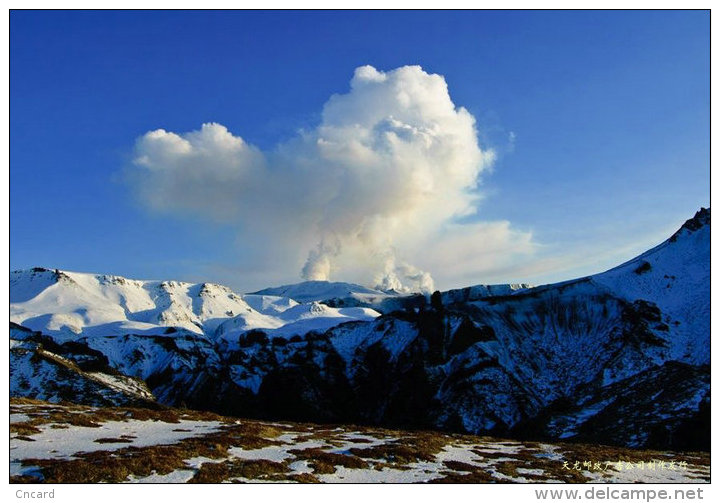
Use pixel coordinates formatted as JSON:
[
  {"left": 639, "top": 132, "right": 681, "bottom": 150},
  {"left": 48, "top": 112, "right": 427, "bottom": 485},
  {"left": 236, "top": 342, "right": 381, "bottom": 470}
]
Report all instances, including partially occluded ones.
[{"left": 669, "top": 207, "right": 710, "bottom": 242}]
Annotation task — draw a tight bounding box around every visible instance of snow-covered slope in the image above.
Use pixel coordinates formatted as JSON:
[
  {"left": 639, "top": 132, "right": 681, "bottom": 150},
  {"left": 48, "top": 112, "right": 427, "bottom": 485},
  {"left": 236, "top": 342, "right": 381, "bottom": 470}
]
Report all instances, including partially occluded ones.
[
  {"left": 591, "top": 207, "right": 710, "bottom": 365},
  {"left": 216, "top": 302, "right": 379, "bottom": 342},
  {"left": 10, "top": 270, "right": 380, "bottom": 341}
]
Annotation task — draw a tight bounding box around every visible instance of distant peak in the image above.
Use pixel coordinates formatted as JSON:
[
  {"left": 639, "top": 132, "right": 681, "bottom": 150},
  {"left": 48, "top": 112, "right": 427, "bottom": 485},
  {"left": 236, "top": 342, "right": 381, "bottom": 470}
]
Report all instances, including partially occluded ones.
[{"left": 250, "top": 280, "right": 390, "bottom": 303}]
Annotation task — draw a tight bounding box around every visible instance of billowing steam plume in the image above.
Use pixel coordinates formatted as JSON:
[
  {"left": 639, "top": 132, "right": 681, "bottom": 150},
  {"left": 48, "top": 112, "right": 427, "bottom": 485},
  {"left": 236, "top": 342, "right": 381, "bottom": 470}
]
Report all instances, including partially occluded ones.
[{"left": 129, "top": 65, "right": 530, "bottom": 292}]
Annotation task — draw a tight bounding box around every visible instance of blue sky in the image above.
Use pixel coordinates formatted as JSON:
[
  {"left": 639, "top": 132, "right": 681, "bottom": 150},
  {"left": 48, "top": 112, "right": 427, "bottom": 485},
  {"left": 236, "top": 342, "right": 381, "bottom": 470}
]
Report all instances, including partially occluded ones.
[{"left": 10, "top": 10, "right": 709, "bottom": 292}]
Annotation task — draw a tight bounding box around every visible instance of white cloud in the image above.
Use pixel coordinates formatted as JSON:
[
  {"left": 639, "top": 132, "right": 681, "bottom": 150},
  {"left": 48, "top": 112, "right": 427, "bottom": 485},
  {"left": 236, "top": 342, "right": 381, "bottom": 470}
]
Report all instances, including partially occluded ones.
[
  {"left": 129, "top": 65, "right": 536, "bottom": 292},
  {"left": 414, "top": 221, "right": 538, "bottom": 287}
]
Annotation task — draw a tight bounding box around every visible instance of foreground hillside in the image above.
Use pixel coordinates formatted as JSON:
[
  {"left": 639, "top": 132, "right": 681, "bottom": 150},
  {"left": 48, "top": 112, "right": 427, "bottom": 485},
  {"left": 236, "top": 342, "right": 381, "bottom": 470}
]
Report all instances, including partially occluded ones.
[
  {"left": 9, "top": 209, "right": 710, "bottom": 452},
  {"left": 10, "top": 399, "right": 709, "bottom": 484}
]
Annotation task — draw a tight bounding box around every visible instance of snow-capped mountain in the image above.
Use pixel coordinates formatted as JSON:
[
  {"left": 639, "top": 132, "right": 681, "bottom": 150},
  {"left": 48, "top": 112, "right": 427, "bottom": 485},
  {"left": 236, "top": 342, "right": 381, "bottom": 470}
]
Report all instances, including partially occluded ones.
[
  {"left": 10, "top": 270, "right": 380, "bottom": 341},
  {"left": 9, "top": 208, "right": 710, "bottom": 451}
]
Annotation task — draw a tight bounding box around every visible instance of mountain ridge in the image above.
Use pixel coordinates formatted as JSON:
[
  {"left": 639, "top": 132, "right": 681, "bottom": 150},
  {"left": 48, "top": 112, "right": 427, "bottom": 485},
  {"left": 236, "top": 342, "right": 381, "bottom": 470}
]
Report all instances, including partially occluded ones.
[{"left": 9, "top": 208, "right": 710, "bottom": 450}]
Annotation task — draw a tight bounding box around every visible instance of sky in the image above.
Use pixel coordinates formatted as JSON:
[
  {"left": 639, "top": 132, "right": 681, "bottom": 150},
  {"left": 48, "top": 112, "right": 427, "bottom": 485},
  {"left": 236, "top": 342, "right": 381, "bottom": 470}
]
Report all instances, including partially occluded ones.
[{"left": 9, "top": 10, "right": 710, "bottom": 293}]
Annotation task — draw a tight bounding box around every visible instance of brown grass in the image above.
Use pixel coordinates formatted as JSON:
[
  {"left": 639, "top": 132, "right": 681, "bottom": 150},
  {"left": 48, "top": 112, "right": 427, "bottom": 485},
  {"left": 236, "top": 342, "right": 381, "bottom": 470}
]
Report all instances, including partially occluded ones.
[
  {"left": 189, "top": 459, "right": 289, "bottom": 483},
  {"left": 442, "top": 460, "right": 479, "bottom": 472},
  {"left": 11, "top": 397, "right": 49, "bottom": 406},
  {"left": 219, "top": 422, "right": 285, "bottom": 450},
  {"left": 10, "top": 423, "right": 41, "bottom": 436},
  {"left": 9, "top": 398, "right": 236, "bottom": 431},
  {"left": 471, "top": 448, "right": 520, "bottom": 460},
  {"left": 288, "top": 472, "right": 321, "bottom": 483},
  {"left": 349, "top": 432, "right": 449, "bottom": 465},
  {"left": 288, "top": 447, "right": 369, "bottom": 474},
  {"left": 291, "top": 430, "right": 347, "bottom": 448},
  {"left": 350, "top": 444, "right": 425, "bottom": 464},
  {"left": 495, "top": 461, "right": 521, "bottom": 478},
  {"left": 430, "top": 470, "right": 499, "bottom": 483},
  {"left": 25, "top": 451, "right": 177, "bottom": 483}
]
